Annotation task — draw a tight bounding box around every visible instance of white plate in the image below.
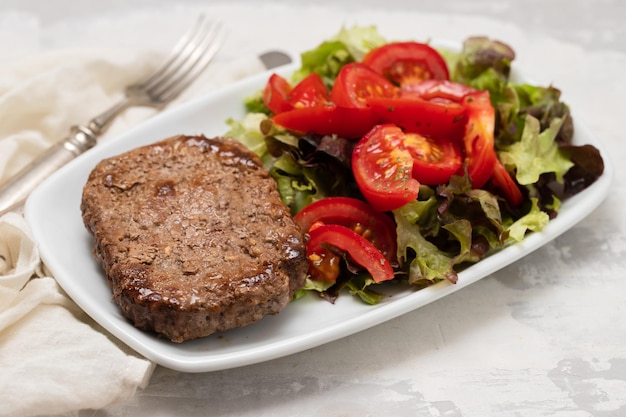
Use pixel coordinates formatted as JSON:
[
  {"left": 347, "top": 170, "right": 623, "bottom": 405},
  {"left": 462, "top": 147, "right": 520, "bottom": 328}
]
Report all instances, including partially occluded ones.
[{"left": 25, "top": 61, "right": 613, "bottom": 373}]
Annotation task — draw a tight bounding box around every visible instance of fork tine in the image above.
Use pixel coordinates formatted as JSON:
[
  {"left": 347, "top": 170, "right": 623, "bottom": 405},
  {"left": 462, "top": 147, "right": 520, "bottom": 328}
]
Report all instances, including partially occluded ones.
[
  {"left": 136, "top": 15, "right": 217, "bottom": 90},
  {"left": 137, "top": 16, "right": 208, "bottom": 90},
  {"left": 151, "top": 20, "right": 224, "bottom": 101}
]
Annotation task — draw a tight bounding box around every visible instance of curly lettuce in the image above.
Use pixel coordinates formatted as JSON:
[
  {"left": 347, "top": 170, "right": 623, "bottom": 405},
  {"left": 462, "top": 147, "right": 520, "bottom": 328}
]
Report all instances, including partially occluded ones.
[
  {"left": 499, "top": 115, "right": 574, "bottom": 185},
  {"left": 244, "top": 25, "right": 386, "bottom": 117},
  {"left": 225, "top": 112, "right": 269, "bottom": 156},
  {"left": 228, "top": 27, "right": 605, "bottom": 304},
  {"left": 449, "top": 35, "right": 603, "bottom": 207},
  {"left": 293, "top": 25, "right": 387, "bottom": 86}
]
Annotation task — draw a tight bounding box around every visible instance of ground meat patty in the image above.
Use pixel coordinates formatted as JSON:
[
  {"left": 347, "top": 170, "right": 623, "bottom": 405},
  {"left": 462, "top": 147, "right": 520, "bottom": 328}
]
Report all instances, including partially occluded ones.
[{"left": 81, "top": 134, "right": 308, "bottom": 343}]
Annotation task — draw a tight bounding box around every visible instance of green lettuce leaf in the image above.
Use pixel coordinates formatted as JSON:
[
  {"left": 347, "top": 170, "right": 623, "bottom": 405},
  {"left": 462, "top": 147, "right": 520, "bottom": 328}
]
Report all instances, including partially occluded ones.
[
  {"left": 295, "top": 273, "right": 384, "bottom": 305},
  {"left": 437, "top": 175, "right": 505, "bottom": 249},
  {"left": 333, "top": 25, "right": 387, "bottom": 61},
  {"left": 293, "top": 40, "right": 352, "bottom": 87},
  {"left": 243, "top": 91, "right": 270, "bottom": 115},
  {"left": 294, "top": 278, "right": 334, "bottom": 300},
  {"left": 293, "top": 25, "right": 386, "bottom": 86},
  {"left": 393, "top": 201, "right": 458, "bottom": 286},
  {"left": 244, "top": 26, "right": 385, "bottom": 113},
  {"left": 499, "top": 115, "right": 574, "bottom": 185},
  {"left": 506, "top": 198, "right": 550, "bottom": 242},
  {"left": 442, "top": 219, "right": 477, "bottom": 264},
  {"left": 269, "top": 154, "right": 319, "bottom": 214},
  {"left": 345, "top": 273, "right": 385, "bottom": 305},
  {"left": 514, "top": 84, "right": 571, "bottom": 135},
  {"left": 225, "top": 112, "right": 269, "bottom": 156},
  {"left": 453, "top": 36, "right": 515, "bottom": 86}
]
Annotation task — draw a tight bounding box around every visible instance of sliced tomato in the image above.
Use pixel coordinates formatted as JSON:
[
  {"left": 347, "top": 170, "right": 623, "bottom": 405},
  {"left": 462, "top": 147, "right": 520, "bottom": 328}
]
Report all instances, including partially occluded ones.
[
  {"left": 367, "top": 95, "right": 467, "bottom": 141},
  {"left": 294, "top": 196, "right": 397, "bottom": 262},
  {"left": 306, "top": 252, "right": 341, "bottom": 283},
  {"left": 288, "top": 73, "right": 330, "bottom": 108},
  {"left": 399, "top": 79, "right": 475, "bottom": 102},
  {"left": 307, "top": 224, "right": 395, "bottom": 283},
  {"left": 352, "top": 124, "right": 420, "bottom": 212},
  {"left": 460, "top": 91, "right": 498, "bottom": 189},
  {"left": 491, "top": 160, "right": 524, "bottom": 206},
  {"left": 271, "top": 66, "right": 385, "bottom": 138},
  {"left": 367, "top": 79, "right": 476, "bottom": 141},
  {"left": 330, "top": 63, "right": 397, "bottom": 108},
  {"left": 262, "top": 73, "right": 293, "bottom": 114},
  {"left": 402, "top": 132, "right": 463, "bottom": 185},
  {"left": 272, "top": 105, "right": 379, "bottom": 139},
  {"left": 363, "top": 41, "right": 449, "bottom": 86}
]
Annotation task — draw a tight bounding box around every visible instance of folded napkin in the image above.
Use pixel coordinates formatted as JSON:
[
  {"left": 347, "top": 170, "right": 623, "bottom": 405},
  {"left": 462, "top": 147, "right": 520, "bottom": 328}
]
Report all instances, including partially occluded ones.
[
  {"left": 0, "top": 40, "right": 267, "bottom": 416},
  {"left": 0, "top": 215, "right": 153, "bottom": 417}
]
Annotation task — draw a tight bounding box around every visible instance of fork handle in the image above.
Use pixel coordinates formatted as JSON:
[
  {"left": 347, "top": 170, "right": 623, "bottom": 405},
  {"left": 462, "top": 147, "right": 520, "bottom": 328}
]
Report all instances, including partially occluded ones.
[{"left": 0, "top": 124, "right": 98, "bottom": 216}]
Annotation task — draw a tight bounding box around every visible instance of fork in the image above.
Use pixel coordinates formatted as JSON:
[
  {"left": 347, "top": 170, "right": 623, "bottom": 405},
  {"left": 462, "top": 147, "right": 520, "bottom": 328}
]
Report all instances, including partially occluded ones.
[{"left": 0, "top": 15, "right": 224, "bottom": 216}]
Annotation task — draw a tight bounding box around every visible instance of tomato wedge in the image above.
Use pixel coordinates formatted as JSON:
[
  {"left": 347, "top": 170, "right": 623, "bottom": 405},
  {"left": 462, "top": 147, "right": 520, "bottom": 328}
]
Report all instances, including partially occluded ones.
[
  {"left": 352, "top": 124, "right": 420, "bottom": 212},
  {"left": 402, "top": 132, "right": 463, "bottom": 185},
  {"left": 491, "top": 160, "right": 524, "bottom": 206},
  {"left": 307, "top": 224, "right": 395, "bottom": 283},
  {"left": 294, "top": 196, "right": 397, "bottom": 261},
  {"left": 367, "top": 95, "right": 467, "bottom": 141},
  {"left": 367, "top": 79, "right": 476, "bottom": 141},
  {"left": 263, "top": 73, "right": 293, "bottom": 114},
  {"left": 288, "top": 73, "right": 330, "bottom": 108},
  {"left": 330, "top": 63, "right": 397, "bottom": 108},
  {"left": 460, "top": 91, "right": 498, "bottom": 188},
  {"left": 399, "top": 79, "right": 475, "bottom": 102},
  {"left": 272, "top": 105, "right": 379, "bottom": 139},
  {"left": 363, "top": 41, "right": 449, "bottom": 86},
  {"left": 269, "top": 67, "right": 382, "bottom": 138}
]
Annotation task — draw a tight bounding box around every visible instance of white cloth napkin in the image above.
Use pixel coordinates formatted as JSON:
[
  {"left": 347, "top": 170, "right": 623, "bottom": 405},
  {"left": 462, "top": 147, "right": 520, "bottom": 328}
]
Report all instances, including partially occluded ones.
[
  {"left": 0, "top": 214, "right": 153, "bottom": 414},
  {"left": 0, "top": 39, "right": 267, "bottom": 416}
]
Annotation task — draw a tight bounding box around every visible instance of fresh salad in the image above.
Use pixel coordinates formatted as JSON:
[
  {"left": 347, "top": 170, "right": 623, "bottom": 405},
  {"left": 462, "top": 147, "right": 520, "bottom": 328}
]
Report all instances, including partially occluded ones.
[{"left": 226, "top": 26, "right": 604, "bottom": 304}]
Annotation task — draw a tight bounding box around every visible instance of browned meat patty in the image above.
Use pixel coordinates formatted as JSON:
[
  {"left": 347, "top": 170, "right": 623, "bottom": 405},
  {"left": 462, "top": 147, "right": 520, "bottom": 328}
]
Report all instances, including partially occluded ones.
[{"left": 81, "top": 134, "right": 308, "bottom": 343}]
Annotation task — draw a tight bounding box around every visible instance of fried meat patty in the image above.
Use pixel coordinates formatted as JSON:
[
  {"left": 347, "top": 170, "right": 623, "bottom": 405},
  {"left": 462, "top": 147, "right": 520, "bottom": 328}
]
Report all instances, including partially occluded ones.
[{"left": 81, "top": 135, "right": 307, "bottom": 342}]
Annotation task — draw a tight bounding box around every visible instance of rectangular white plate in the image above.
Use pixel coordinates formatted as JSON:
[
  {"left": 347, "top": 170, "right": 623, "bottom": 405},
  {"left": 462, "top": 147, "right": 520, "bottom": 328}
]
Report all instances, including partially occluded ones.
[{"left": 25, "top": 60, "right": 613, "bottom": 373}]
